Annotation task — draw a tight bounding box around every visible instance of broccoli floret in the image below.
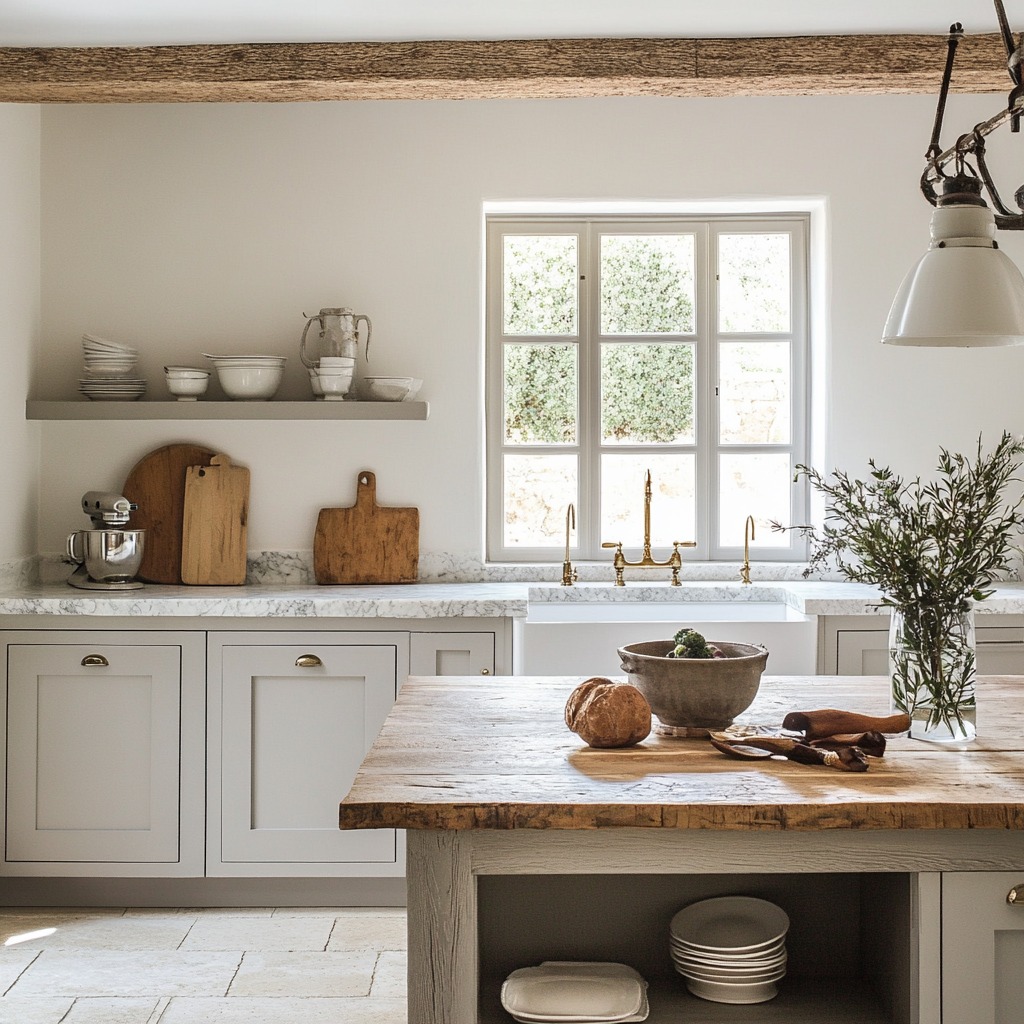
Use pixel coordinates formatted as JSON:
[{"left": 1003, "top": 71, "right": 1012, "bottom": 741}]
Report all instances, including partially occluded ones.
[{"left": 666, "top": 627, "right": 723, "bottom": 659}]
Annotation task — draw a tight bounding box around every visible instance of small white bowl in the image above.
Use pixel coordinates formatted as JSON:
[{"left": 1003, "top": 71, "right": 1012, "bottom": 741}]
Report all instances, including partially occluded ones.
[
  {"left": 164, "top": 366, "right": 210, "bottom": 379},
  {"left": 214, "top": 362, "right": 284, "bottom": 400},
  {"left": 315, "top": 367, "right": 354, "bottom": 401},
  {"left": 165, "top": 374, "right": 209, "bottom": 401},
  {"left": 361, "top": 376, "right": 422, "bottom": 402}
]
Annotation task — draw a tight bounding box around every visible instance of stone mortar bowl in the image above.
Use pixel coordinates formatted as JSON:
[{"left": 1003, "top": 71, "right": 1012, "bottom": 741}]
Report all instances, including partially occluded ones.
[{"left": 618, "top": 640, "right": 769, "bottom": 732}]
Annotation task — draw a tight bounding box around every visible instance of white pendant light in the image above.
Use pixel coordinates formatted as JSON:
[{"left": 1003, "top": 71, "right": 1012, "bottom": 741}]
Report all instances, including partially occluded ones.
[
  {"left": 883, "top": 194, "right": 1024, "bottom": 347},
  {"left": 882, "top": 4, "right": 1024, "bottom": 347}
]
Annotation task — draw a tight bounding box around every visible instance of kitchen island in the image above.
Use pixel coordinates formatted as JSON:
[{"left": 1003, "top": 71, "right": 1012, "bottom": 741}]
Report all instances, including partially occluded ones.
[{"left": 340, "top": 675, "right": 1024, "bottom": 1024}]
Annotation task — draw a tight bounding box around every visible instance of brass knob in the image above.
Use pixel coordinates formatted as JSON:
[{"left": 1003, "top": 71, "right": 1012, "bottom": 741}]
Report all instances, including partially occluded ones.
[
  {"left": 480, "top": 668, "right": 491, "bottom": 675},
  {"left": 81, "top": 654, "right": 109, "bottom": 667},
  {"left": 295, "top": 654, "right": 323, "bottom": 668},
  {"left": 1008, "top": 884, "right": 1024, "bottom": 905}
]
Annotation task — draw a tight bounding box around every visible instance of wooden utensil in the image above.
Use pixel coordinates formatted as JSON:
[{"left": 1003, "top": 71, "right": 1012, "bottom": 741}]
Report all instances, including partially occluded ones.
[
  {"left": 710, "top": 733, "right": 870, "bottom": 772},
  {"left": 181, "top": 454, "right": 250, "bottom": 585},
  {"left": 122, "top": 443, "right": 216, "bottom": 583},
  {"left": 782, "top": 709, "right": 910, "bottom": 739},
  {"left": 314, "top": 471, "right": 419, "bottom": 585}
]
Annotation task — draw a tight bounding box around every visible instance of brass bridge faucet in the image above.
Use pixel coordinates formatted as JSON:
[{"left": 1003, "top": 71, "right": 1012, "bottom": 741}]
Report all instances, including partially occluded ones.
[
  {"left": 602, "top": 470, "right": 695, "bottom": 586},
  {"left": 740, "top": 514, "right": 756, "bottom": 584},
  {"left": 561, "top": 503, "right": 578, "bottom": 586}
]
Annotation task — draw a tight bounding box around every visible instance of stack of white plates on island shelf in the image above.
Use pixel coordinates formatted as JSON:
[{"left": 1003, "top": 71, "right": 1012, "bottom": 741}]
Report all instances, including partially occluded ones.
[
  {"left": 669, "top": 896, "right": 789, "bottom": 1005},
  {"left": 80, "top": 334, "right": 146, "bottom": 400},
  {"left": 501, "top": 962, "right": 649, "bottom": 1023}
]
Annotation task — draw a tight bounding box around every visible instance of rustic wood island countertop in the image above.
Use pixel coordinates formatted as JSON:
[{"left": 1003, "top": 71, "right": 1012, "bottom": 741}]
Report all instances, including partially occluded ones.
[
  {"left": 342, "top": 676, "right": 1024, "bottom": 1024},
  {"left": 340, "top": 674, "right": 1024, "bottom": 831}
]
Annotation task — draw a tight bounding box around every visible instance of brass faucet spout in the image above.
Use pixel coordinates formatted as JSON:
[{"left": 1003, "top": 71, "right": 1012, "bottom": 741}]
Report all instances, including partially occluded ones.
[
  {"left": 740, "top": 515, "right": 756, "bottom": 584},
  {"left": 561, "top": 503, "right": 578, "bottom": 586},
  {"left": 602, "top": 469, "right": 695, "bottom": 585}
]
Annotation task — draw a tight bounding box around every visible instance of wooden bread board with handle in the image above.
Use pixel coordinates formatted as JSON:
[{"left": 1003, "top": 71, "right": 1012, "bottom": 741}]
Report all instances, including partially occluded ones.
[
  {"left": 181, "top": 454, "right": 250, "bottom": 585},
  {"left": 122, "top": 443, "right": 216, "bottom": 584},
  {"left": 314, "top": 471, "right": 419, "bottom": 584}
]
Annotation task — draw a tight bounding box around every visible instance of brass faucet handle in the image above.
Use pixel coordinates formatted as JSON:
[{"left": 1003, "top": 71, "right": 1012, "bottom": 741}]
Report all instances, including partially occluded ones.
[
  {"left": 601, "top": 541, "right": 622, "bottom": 549},
  {"left": 672, "top": 541, "right": 697, "bottom": 549}
]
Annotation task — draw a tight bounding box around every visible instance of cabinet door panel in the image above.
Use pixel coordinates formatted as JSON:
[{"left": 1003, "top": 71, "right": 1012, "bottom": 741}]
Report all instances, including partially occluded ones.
[
  {"left": 220, "top": 644, "right": 398, "bottom": 864},
  {"left": 943, "top": 872, "right": 1024, "bottom": 1024},
  {"left": 6, "top": 644, "right": 181, "bottom": 863},
  {"left": 409, "top": 632, "right": 495, "bottom": 677}
]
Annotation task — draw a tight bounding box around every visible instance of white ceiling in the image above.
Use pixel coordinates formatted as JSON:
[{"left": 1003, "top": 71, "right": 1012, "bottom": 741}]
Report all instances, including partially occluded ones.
[{"left": 0, "top": 0, "right": 1015, "bottom": 48}]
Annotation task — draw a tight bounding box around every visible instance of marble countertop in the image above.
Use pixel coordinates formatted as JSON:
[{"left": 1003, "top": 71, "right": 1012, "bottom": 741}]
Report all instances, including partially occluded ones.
[{"left": 3, "top": 576, "right": 1024, "bottom": 619}]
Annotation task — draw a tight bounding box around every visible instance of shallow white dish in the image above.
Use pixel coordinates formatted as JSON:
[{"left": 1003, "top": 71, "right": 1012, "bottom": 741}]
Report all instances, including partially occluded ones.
[
  {"left": 672, "top": 949, "right": 786, "bottom": 973},
  {"left": 674, "top": 963, "right": 787, "bottom": 984},
  {"left": 670, "top": 896, "right": 789, "bottom": 953},
  {"left": 670, "top": 938, "right": 786, "bottom": 964},
  {"left": 501, "top": 962, "right": 647, "bottom": 1023},
  {"left": 683, "top": 975, "right": 779, "bottom": 1005},
  {"left": 361, "top": 376, "right": 422, "bottom": 402}
]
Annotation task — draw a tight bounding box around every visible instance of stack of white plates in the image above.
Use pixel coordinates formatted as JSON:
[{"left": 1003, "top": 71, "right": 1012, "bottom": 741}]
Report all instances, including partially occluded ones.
[
  {"left": 80, "top": 334, "right": 145, "bottom": 399},
  {"left": 78, "top": 377, "right": 147, "bottom": 401},
  {"left": 501, "top": 962, "right": 649, "bottom": 1023},
  {"left": 669, "top": 896, "right": 789, "bottom": 1005}
]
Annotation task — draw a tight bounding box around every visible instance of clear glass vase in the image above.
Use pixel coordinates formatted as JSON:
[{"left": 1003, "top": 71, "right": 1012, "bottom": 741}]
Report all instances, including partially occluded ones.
[{"left": 888, "top": 605, "right": 976, "bottom": 742}]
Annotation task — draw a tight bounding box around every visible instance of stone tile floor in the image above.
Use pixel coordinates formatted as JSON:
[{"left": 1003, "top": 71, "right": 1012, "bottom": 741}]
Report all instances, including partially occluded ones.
[{"left": 0, "top": 907, "right": 407, "bottom": 1024}]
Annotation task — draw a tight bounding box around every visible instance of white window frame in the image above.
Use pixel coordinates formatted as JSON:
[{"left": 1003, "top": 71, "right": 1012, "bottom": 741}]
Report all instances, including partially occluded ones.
[{"left": 485, "top": 213, "right": 810, "bottom": 564}]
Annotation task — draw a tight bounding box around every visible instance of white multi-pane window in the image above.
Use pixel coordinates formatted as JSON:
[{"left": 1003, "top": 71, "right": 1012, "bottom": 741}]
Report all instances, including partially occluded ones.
[{"left": 485, "top": 216, "right": 809, "bottom": 564}]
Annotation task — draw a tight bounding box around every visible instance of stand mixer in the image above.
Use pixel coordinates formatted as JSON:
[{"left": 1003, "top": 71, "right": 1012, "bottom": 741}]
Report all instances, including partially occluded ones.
[{"left": 66, "top": 491, "right": 146, "bottom": 590}]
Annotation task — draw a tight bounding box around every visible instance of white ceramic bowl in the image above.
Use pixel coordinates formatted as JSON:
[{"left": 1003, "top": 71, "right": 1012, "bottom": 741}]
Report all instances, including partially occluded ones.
[
  {"left": 203, "top": 352, "right": 286, "bottom": 366},
  {"left": 165, "top": 373, "right": 209, "bottom": 401},
  {"left": 164, "top": 366, "right": 210, "bottom": 379},
  {"left": 213, "top": 363, "right": 284, "bottom": 400},
  {"left": 361, "top": 376, "right": 422, "bottom": 402},
  {"left": 317, "top": 370, "right": 354, "bottom": 401},
  {"left": 682, "top": 975, "right": 779, "bottom": 1005}
]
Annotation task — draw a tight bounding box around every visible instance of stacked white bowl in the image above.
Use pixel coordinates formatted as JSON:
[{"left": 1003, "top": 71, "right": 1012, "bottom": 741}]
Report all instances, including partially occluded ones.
[
  {"left": 79, "top": 334, "right": 146, "bottom": 401},
  {"left": 204, "top": 353, "right": 286, "bottom": 401},
  {"left": 669, "top": 896, "right": 789, "bottom": 1005}
]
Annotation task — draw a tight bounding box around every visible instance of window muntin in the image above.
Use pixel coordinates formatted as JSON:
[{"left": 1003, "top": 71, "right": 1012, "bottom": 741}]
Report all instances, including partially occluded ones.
[{"left": 487, "top": 216, "right": 808, "bottom": 563}]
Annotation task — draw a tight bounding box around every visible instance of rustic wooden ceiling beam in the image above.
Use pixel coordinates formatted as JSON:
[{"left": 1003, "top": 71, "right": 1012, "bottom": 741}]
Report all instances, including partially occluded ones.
[{"left": 0, "top": 33, "right": 1011, "bottom": 103}]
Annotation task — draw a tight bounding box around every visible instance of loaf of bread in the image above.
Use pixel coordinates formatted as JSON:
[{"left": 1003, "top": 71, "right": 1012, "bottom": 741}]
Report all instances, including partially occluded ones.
[{"left": 564, "top": 677, "right": 652, "bottom": 748}]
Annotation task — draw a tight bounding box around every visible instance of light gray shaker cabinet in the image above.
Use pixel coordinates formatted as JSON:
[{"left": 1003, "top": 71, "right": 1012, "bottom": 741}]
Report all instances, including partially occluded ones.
[
  {"left": 207, "top": 631, "right": 408, "bottom": 878},
  {"left": 2, "top": 630, "right": 206, "bottom": 876},
  {"left": 942, "top": 872, "right": 1024, "bottom": 1023},
  {"left": 821, "top": 614, "right": 1024, "bottom": 675}
]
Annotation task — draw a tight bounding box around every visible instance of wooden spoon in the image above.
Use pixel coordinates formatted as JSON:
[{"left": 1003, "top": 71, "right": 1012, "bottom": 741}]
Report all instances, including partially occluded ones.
[{"left": 710, "top": 734, "right": 870, "bottom": 772}]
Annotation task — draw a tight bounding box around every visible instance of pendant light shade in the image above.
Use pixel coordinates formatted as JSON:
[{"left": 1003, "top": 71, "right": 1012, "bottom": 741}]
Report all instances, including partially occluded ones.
[{"left": 882, "top": 203, "right": 1024, "bottom": 347}]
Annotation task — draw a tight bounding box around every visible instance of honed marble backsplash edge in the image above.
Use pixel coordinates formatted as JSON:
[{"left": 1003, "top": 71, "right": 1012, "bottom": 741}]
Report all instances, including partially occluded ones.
[{"left": 33, "top": 550, "right": 823, "bottom": 586}]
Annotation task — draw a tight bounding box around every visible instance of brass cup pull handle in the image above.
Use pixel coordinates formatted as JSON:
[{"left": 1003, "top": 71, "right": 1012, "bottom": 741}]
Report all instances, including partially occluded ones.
[
  {"left": 81, "top": 654, "right": 109, "bottom": 667},
  {"left": 295, "top": 654, "right": 323, "bottom": 668},
  {"left": 1008, "top": 884, "right": 1024, "bottom": 905}
]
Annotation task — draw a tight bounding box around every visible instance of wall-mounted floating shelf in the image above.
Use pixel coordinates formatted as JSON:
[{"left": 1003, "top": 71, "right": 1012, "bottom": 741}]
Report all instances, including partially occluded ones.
[{"left": 26, "top": 400, "right": 430, "bottom": 422}]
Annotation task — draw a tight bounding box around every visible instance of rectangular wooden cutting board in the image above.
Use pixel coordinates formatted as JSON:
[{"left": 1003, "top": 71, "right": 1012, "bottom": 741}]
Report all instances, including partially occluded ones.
[
  {"left": 314, "top": 471, "right": 419, "bottom": 585},
  {"left": 181, "top": 454, "right": 250, "bottom": 585},
  {"left": 122, "top": 443, "right": 217, "bottom": 584}
]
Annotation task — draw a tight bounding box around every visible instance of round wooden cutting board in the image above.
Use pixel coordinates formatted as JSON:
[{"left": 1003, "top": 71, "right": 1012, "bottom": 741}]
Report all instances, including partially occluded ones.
[{"left": 122, "top": 443, "right": 216, "bottom": 584}]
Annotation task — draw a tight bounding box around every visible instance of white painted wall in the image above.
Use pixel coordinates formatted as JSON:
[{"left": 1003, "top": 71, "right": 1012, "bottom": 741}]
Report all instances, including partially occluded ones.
[
  {"left": 0, "top": 105, "right": 41, "bottom": 563},
  {"left": 34, "top": 94, "right": 1024, "bottom": 567}
]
